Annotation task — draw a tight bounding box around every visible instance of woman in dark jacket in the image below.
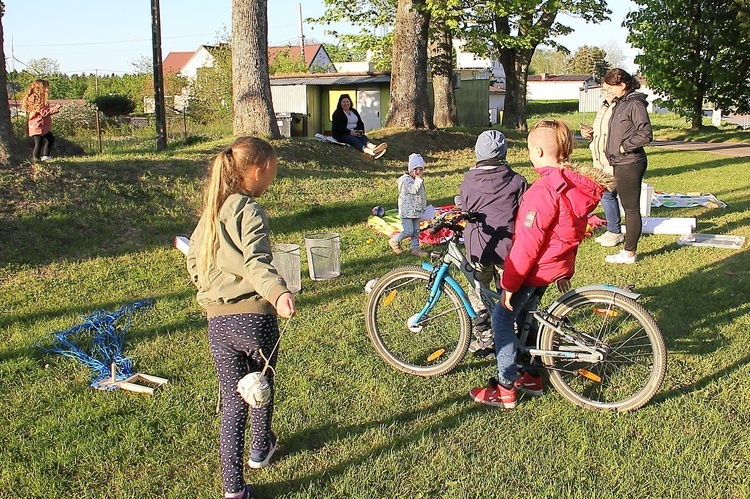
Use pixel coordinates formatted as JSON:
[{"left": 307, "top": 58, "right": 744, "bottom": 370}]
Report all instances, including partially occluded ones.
[
  {"left": 331, "top": 94, "right": 387, "bottom": 159},
  {"left": 602, "top": 68, "right": 653, "bottom": 265}
]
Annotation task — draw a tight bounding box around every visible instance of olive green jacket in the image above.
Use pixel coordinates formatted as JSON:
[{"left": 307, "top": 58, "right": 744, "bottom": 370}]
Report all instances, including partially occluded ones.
[{"left": 187, "top": 193, "right": 289, "bottom": 318}]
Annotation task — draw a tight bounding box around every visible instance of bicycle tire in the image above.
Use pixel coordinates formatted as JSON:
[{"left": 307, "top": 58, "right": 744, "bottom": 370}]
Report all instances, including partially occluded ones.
[
  {"left": 539, "top": 290, "right": 666, "bottom": 412},
  {"left": 365, "top": 266, "right": 471, "bottom": 377}
]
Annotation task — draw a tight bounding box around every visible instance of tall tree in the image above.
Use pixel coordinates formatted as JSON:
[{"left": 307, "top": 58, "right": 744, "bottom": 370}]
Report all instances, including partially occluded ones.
[
  {"left": 463, "top": 0, "right": 609, "bottom": 130},
  {"left": 429, "top": 18, "right": 459, "bottom": 127},
  {"left": 0, "top": 2, "right": 21, "bottom": 167},
  {"left": 626, "top": 0, "right": 750, "bottom": 130},
  {"left": 601, "top": 41, "right": 626, "bottom": 71},
  {"left": 566, "top": 45, "right": 609, "bottom": 80},
  {"left": 25, "top": 58, "right": 60, "bottom": 77},
  {"left": 529, "top": 48, "right": 570, "bottom": 75},
  {"left": 428, "top": 0, "right": 461, "bottom": 127},
  {"left": 312, "top": 0, "right": 396, "bottom": 71},
  {"left": 231, "top": 0, "right": 279, "bottom": 137},
  {"left": 386, "top": 0, "right": 433, "bottom": 129}
]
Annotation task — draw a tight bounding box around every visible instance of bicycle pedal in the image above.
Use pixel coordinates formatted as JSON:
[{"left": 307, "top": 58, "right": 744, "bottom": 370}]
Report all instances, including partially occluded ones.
[{"left": 472, "top": 348, "right": 496, "bottom": 359}]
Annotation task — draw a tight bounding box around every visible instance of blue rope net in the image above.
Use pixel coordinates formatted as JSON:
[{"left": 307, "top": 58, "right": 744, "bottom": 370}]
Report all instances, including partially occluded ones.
[{"left": 44, "top": 299, "right": 155, "bottom": 390}]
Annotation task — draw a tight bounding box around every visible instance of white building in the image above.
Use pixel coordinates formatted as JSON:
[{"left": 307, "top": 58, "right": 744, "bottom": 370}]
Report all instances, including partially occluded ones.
[{"left": 527, "top": 74, "right": 597, "bottom": 100}]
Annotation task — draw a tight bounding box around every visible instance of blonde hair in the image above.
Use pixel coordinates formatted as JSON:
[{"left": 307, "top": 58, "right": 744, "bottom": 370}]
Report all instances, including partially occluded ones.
[
  {"left": 196, "top": 136, "right": 277, "bottom": 287},
  {"left": 528, "top": 119, "right": 573, "bottom": 163},
  {"left": 22, "top": 79, "right": 50, "bottom": 114}
]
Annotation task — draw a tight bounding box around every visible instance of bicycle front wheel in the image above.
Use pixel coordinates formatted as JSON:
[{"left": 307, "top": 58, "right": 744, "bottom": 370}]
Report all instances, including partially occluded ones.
[
  {"left": 365, "top": 266, "right": 471, "bottom": 377},
  {"left": 539, "top": 290, "right": 666, "bottom": 412}
]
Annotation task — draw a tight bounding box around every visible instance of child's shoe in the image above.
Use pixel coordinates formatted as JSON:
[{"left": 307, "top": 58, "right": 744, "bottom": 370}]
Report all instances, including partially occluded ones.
[
  {"left": 248, "top": 432, "right": 277, "bottom": 469},
  {"left": 41, "top": 155, "right": 52, "bottom": 162},
  {"left": 411, "top": 249, "right": 428, "bottom": 257},
  {"left": 514, "top": 371, "right": 543, "bottom": 396},
  {"left": 226, "top": 484, "right": 255, "bottom": 499},
  {"left": 388, "top": 238, "right": 403, "bottom": 254},
  {"left": 469, "top": 378, "right": 516, "bottom": 408}
]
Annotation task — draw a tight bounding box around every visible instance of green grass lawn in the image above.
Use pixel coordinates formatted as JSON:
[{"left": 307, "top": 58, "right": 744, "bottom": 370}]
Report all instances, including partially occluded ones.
[{"left": 1, "top": 118, "right": 749, "bottom": 498}]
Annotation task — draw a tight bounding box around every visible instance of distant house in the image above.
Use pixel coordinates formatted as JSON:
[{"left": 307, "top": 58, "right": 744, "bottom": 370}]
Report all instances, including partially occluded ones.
[
  {"left": 8, "top": 99, "right": 86, "bottom": 117},
  {"left": 527, "top": 74, "right": 597, "bottom": 101},
  {"left": 269, "top": 72, "right": 490, "bottom": 137},
  {"left": 268, "top": 44, "right": 335, "bottom": 73},
  {"left": 162, "top": 43, "right": 335, "bottom": 78},
  {"left": 162, "top": 51, "right": 195, "bottom": 77},
  {"left": 163, "top": 45, "right": 227, "bottom": 79},
  {"left": 453, "top": 40, "right": 505, "bottom": 87},
  {"left": 579, "top": 79, "right": 669, "bottom": 114}
]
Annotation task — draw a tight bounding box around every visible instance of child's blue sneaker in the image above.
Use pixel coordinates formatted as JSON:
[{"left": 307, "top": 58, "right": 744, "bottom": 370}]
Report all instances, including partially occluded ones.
[{"left": 248, "top": 432, "right": 277, "bottom": 469}]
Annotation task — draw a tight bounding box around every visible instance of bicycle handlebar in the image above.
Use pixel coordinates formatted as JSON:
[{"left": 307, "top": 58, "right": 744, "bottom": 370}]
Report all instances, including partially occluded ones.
[{"left": 423, "top": 210, "right": 480, "bottom": 234}]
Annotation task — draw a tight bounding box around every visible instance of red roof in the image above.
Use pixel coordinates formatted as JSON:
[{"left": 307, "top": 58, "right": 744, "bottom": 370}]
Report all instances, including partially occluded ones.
[
  {"left": 163, "top": 51, "right": 194, "bottom": 74},
  {"left": 268, "top": 44, "right": 322, "bottom": 68}
]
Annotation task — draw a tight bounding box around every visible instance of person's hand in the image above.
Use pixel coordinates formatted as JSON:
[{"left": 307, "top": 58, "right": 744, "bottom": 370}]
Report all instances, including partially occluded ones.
[
  {"left": 556, "top": 278, "right": 571, "bottom": 293},
  {"left": 275, "top": 292, "right": 296, "bottom": 318},
  {"left": 581, "top": 127, "right": 593, "bottom": 140},
  {"left": 501, "top": 289, "right": 513, "bottom": 311}
]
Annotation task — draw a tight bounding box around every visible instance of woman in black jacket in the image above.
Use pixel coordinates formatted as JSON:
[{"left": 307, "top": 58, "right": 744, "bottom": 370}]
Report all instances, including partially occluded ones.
[
  {"left": 331, "top": 94, "right": 387, "bottom": 159},
  {"left": 602, "top": 68, "right": 653, "bottom": 265}
]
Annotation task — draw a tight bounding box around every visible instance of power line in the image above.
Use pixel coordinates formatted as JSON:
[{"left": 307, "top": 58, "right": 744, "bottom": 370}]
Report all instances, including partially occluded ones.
[{"left": 10, "top": 33, "right": 214, "bottom": 49}]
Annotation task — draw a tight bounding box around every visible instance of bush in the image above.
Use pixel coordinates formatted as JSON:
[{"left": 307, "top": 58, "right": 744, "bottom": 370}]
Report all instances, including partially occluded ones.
[
  {"left": 93, "top": 94, "right": 135, "bottom": 116},
  {"left": 55, "top": 102, "right": 106, "bottom": 136},
  {"left": 527, "top": 100, "right": 579, "bottom": 115}
]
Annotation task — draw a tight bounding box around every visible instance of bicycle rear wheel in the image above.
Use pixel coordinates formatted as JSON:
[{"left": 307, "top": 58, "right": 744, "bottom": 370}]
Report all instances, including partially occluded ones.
[
  {"left": 365, "top": 266, "right": 471, "bottom": 377},
  {"left": 539, "top": 290, "right": 666, "bottom": 412}
]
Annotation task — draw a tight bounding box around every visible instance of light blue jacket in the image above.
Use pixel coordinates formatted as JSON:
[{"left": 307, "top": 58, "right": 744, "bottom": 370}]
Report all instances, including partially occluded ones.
[{"left": 397, "top": 173, "right": 427, "bottom": 219}]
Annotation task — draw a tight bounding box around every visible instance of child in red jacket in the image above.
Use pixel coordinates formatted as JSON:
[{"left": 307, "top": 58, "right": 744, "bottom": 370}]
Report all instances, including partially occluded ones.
[
  {"left": 22, "top": 79, "right": 61, "bottom": 162},
  {"left": 470, "top": 119, "right": 613, "bottom": 409}
]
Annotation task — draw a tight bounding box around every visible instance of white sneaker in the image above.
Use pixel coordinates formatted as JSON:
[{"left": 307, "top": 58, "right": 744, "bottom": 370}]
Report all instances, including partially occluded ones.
[
  {"left": 41, "top": 156, "right": 52, "bottom": 161},
  {"left": 598, "top": 231, "right": 625, "bottom": 247},
  {"left": 605, "top": 250, "right": 637, "bottom": 264}
]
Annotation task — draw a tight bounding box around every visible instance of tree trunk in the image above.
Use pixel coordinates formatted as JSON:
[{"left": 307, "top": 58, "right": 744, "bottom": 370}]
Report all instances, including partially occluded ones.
[
  {"left": 499, "top": 48, "right": 534, "bottom": 131},
  {"left": 231, "top": 0, "right": 280, "bottom": 138},
  {"left": 690, "top": 93, "right": 704, "bottom": 131},
  {"left": 386, "top": 0, "right": 434, "bottom": 129},
  {"left": 430, "top": 21, "right": 459, "bottom": 128},
  {"left": 492, "top": 7, "right": 558, "bottom": 131},
  {"left": 0, "top": 3, "right": 21, "bottom": 167}
]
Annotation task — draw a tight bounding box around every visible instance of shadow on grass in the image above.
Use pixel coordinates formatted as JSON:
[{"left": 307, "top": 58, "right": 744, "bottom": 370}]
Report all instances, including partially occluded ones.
[
  {"left": 0, "top": 289, "right": 197, "bottom": 363},
  {"left": 263, "top": 392, "right": 484, "bottom": 496},
  {"left": 0, "top": 131, "right": 479, "bottom": 268},
  {"left": 645, "top": 146, "right": 747, "bottom": 178},
  {"left": 653, "top": 351, "right": 750, "bottom": 406}
]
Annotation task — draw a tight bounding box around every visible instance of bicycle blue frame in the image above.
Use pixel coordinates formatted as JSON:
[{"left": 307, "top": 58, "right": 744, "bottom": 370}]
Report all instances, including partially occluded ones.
[{"left": 415, "top": 262, "right": 477, "bottom": 319}]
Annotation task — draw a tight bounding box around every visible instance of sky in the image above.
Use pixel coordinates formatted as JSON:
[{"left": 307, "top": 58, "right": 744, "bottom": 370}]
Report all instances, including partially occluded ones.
[{"left": 2, "top": 0, "right": 640, "bottom": 76}]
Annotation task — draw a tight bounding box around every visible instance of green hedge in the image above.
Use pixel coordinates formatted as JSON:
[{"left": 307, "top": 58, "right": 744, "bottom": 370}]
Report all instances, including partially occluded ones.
[
  {"left": 527, "top": 100, "right": 579, "bottom": 115},
  {"left": 93, "top": 94, "right": 135, "bottom": 116}
]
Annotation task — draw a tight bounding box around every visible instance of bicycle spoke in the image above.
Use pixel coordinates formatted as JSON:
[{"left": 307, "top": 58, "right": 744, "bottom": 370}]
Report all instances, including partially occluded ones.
[
  {"left": 541, "top": 290, "right": 666, "bottom": 411},
  {"left": 366, "top": 267, "right": 471, "bottom": 376}
]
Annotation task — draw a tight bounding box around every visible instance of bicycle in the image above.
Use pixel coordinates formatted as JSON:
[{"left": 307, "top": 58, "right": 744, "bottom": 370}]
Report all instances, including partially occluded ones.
[{"left": 365, "top": 210, "right": 667, "bottom": 411}]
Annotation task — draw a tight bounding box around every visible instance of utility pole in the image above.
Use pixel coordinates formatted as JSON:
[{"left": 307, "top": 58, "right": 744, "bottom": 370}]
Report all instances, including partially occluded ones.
[
  {"left": 150, "top": 0, "right": 167, "bottom": 150},
  {"left": 298, "top": 3, "right": 305, "bottom": 61}
]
